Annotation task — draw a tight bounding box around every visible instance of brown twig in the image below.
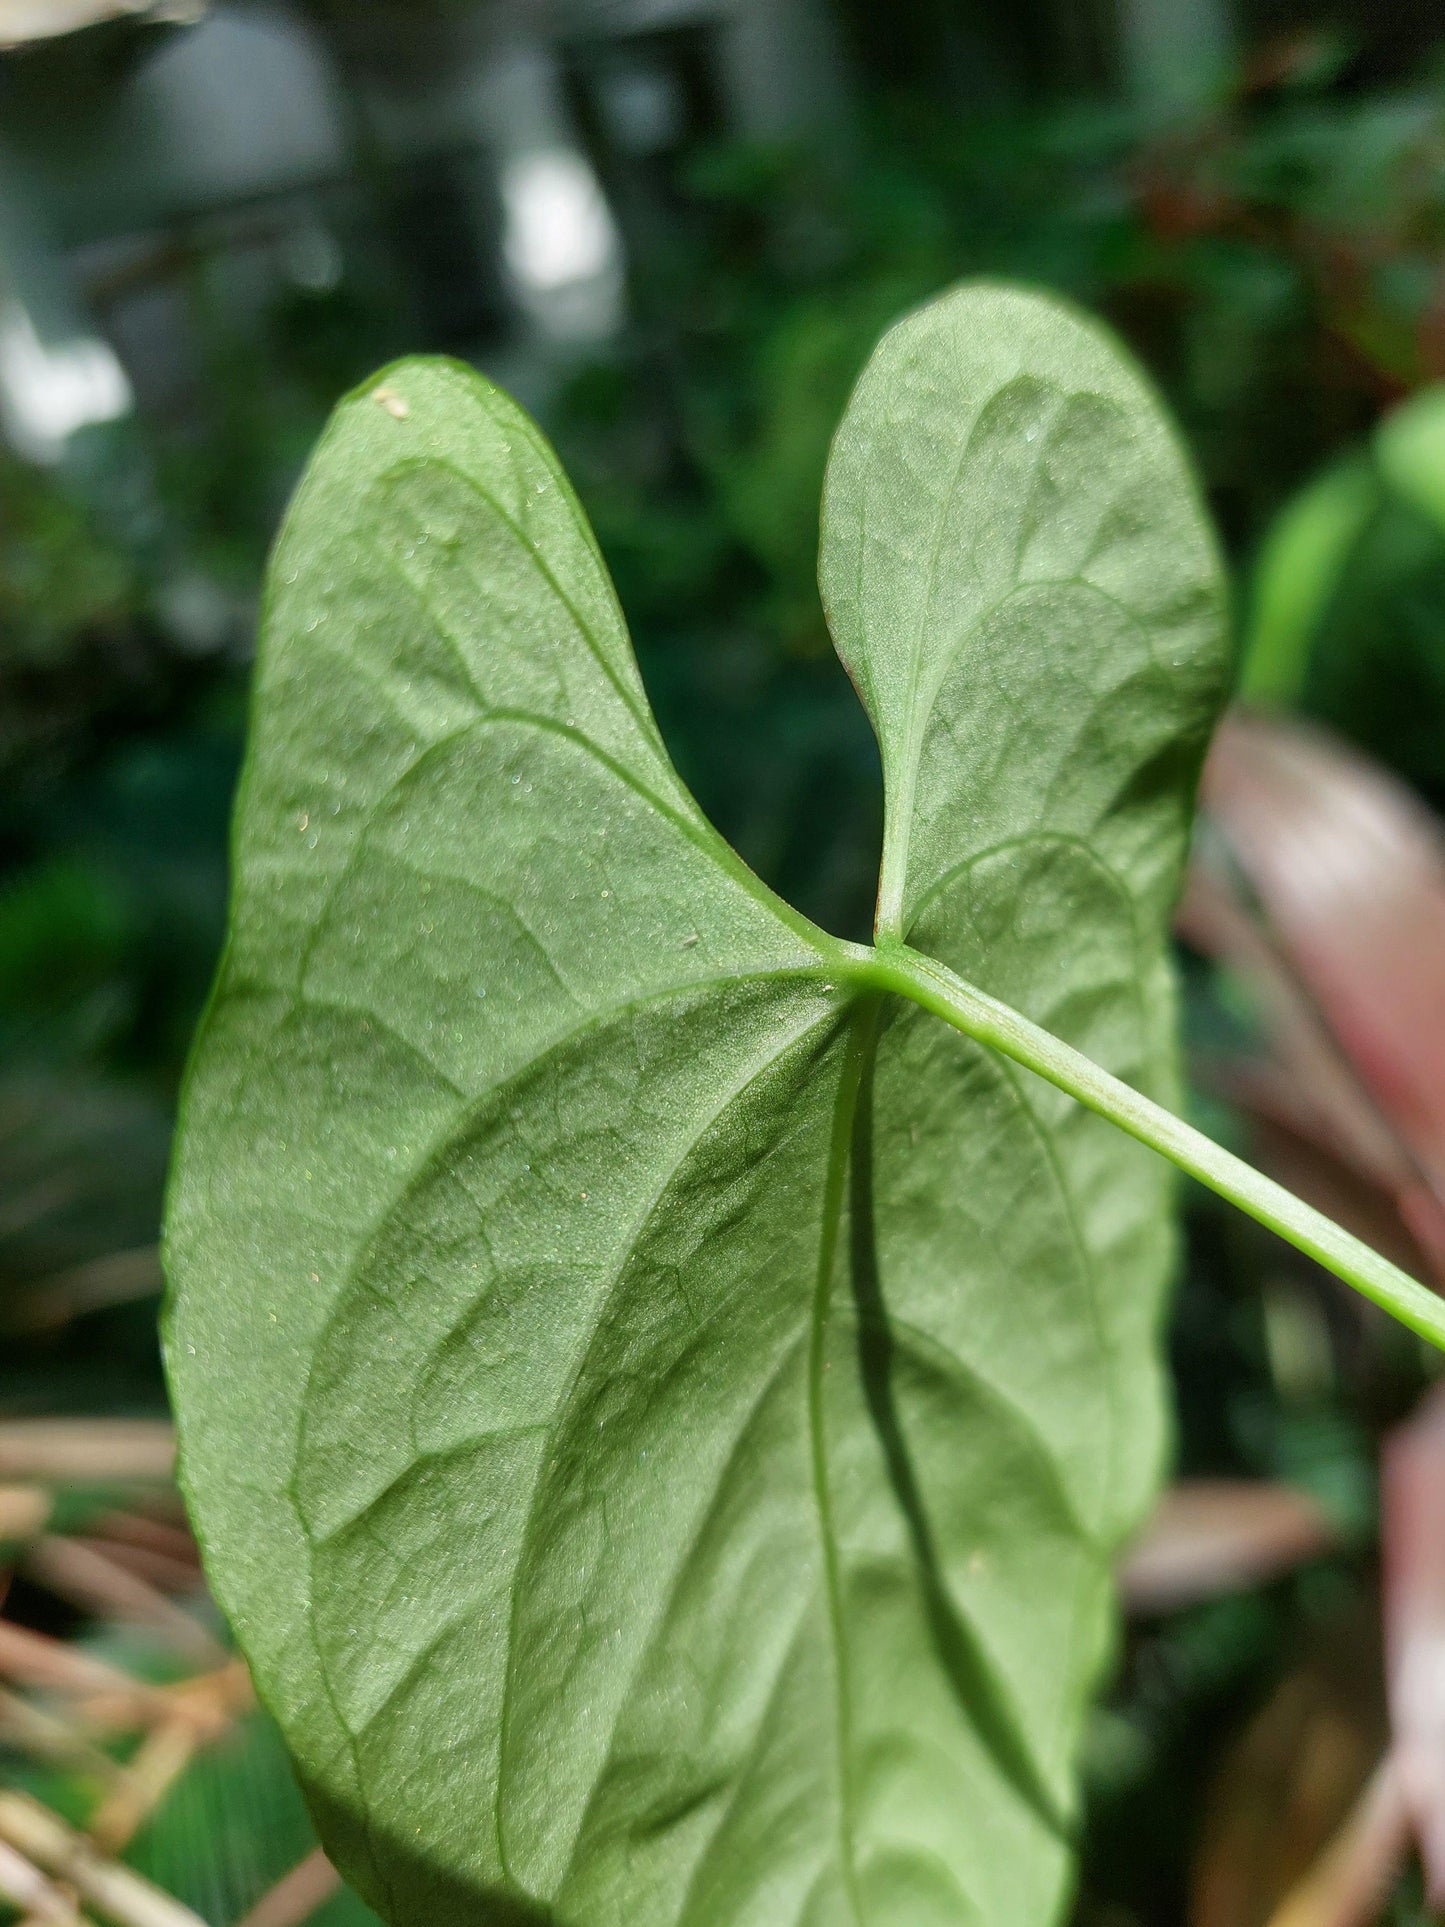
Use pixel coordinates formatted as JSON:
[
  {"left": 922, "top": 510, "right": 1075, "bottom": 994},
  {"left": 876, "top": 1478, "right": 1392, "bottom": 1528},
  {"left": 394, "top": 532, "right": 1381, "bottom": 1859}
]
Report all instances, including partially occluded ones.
[
  {"left": 161, "top": 1659, "right": 253, "bottom": 1736},
  {"left": 0, "top": 1621, "right": 170, "bottom": 1720},
  {"left": 113, "top": 1493, "right": 189, "bottom": 1533},
  {"left": 0, "top": 1793, "right": 207, "bottom": 1927},
  {"left": 87, "top": 1515, "right": 198, "bottom": 1573},
  {"left": 0, "top": 1424, "right": 175, "bottom": 1486},
  {"left": 0, "top": 2, "right": 205, "bottom": 53},
  {"left": 22, "top": 1538, "right": 226, "bottom": 1669},
  {"left": 0, "top": 1486, "right": 51, "bottom": 1542},
  {"left": 88, "top": 1722, "right": 197, "bottom": 1856},
  {"left": 233, "top": 1848, "right": 341, "bottom": 1927},
  {"left": 0, "top": 1688, "right": 129, "bottom": 1787},
  {"left": 0, "top": 1833, "right": 87, "bottom": 1924},
  {"left": 75, "top": 1660, "right": 251, "bottom": 1742},
  {"left": 66, "top": 1539, "right": 202, "bottom": 1598}
]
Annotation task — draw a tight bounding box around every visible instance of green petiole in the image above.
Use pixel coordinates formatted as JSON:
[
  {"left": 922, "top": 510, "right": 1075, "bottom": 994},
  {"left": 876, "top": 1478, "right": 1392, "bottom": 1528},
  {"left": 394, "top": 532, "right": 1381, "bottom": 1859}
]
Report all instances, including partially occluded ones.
[{"left": 858, "top": 939, "right": 1445, "bottom": 1352}]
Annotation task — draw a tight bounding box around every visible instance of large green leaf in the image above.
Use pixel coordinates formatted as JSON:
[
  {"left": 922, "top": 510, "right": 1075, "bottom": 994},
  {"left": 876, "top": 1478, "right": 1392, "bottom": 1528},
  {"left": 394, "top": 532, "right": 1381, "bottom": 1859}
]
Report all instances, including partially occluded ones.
[{"left": 164, "top": 284, "right": 1227, "bottom": 1927}]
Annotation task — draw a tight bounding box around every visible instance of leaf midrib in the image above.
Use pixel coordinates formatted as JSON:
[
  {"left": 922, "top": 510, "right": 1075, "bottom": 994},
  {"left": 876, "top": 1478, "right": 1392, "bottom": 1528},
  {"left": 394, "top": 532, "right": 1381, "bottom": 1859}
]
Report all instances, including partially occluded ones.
[
  {"left": 806, "top": 998, "right": 880, "bottom": 1927},
  {"left": 492, "top": 989, "right": 854, "bottom": 1891}
]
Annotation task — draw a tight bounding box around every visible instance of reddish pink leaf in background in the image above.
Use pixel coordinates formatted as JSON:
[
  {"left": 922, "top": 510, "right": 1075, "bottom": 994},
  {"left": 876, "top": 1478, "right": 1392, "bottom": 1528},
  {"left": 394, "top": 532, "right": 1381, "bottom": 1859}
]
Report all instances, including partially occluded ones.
[
  {"left": 1181, "top": 716, "right": 1445, "bottom": 1924},
  {"left": 1381, "top": 1382, "right": 1445, "bottom": 1902},
  {"left": 1192, "top": 712, "right": 1445, "bottom": 1276}
]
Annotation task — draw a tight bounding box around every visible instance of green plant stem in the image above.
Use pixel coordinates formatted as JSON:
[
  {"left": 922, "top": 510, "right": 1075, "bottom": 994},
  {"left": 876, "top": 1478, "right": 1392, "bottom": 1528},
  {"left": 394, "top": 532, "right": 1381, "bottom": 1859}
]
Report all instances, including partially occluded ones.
[{"left": 864, "top": 940, "right": 1445, "bottom": 1350}]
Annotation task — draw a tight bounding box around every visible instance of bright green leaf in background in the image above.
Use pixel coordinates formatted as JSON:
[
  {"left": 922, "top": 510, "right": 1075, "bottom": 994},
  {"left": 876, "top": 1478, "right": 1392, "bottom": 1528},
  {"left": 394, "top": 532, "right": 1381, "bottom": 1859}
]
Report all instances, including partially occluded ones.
[
  {"left": 1239, "top": 375, "right": 1445, "bottom": 724},
  {"left": 1237, "top": 457, "right": 1378, "bottom": 707},
  {"left": 1376, "top": 381, "right": 1445, "bottom": 531},
  {"left": 168, "top": 283, "right": 1426, "bottom": 1927}
]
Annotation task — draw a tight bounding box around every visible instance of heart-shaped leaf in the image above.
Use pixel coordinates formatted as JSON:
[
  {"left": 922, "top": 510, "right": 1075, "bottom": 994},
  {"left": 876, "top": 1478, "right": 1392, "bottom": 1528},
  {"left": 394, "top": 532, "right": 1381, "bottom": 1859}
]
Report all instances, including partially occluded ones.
[{"left": 165, "top": 285, "right": 1228, "bottom": 1927}]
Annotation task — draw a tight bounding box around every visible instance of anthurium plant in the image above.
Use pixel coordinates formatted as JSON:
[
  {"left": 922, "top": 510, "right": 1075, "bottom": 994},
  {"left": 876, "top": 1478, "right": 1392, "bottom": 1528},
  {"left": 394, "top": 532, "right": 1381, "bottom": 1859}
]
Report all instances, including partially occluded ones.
[{"left": 164, "top": 283, "right": 1443, "bottom": 1927}]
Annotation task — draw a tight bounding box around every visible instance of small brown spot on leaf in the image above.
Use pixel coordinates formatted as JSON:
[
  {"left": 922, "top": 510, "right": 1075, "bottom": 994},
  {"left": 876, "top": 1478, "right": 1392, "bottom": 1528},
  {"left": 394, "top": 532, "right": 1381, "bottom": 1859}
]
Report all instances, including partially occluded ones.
[{"left": 372, "top": 385, "right": 410, "bottom": 420}]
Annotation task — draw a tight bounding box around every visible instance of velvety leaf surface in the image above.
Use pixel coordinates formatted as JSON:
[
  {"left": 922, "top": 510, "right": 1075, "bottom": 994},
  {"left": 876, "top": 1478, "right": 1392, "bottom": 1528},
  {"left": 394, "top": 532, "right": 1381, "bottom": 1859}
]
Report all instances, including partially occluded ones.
[
  {"left": 821, "top": 279, "right": 1224, "bottom": 1533},
  {"left": 165, "top": 285, "right": 1227, "bottom": 1927}
]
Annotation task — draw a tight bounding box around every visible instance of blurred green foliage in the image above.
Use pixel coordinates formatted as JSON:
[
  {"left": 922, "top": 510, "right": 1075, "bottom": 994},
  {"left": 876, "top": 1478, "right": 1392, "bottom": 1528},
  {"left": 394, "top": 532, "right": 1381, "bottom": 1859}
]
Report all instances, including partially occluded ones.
[{"left": 1240, "top": 372, "right": 1445, "bottom": 802}]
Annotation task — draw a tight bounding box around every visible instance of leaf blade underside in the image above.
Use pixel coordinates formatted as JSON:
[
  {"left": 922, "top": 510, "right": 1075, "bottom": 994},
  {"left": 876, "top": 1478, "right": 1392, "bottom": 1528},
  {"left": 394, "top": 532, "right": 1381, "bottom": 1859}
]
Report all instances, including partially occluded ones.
[{"left": 165, "top": 285, "right": 1228, "bottom": 1927}]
